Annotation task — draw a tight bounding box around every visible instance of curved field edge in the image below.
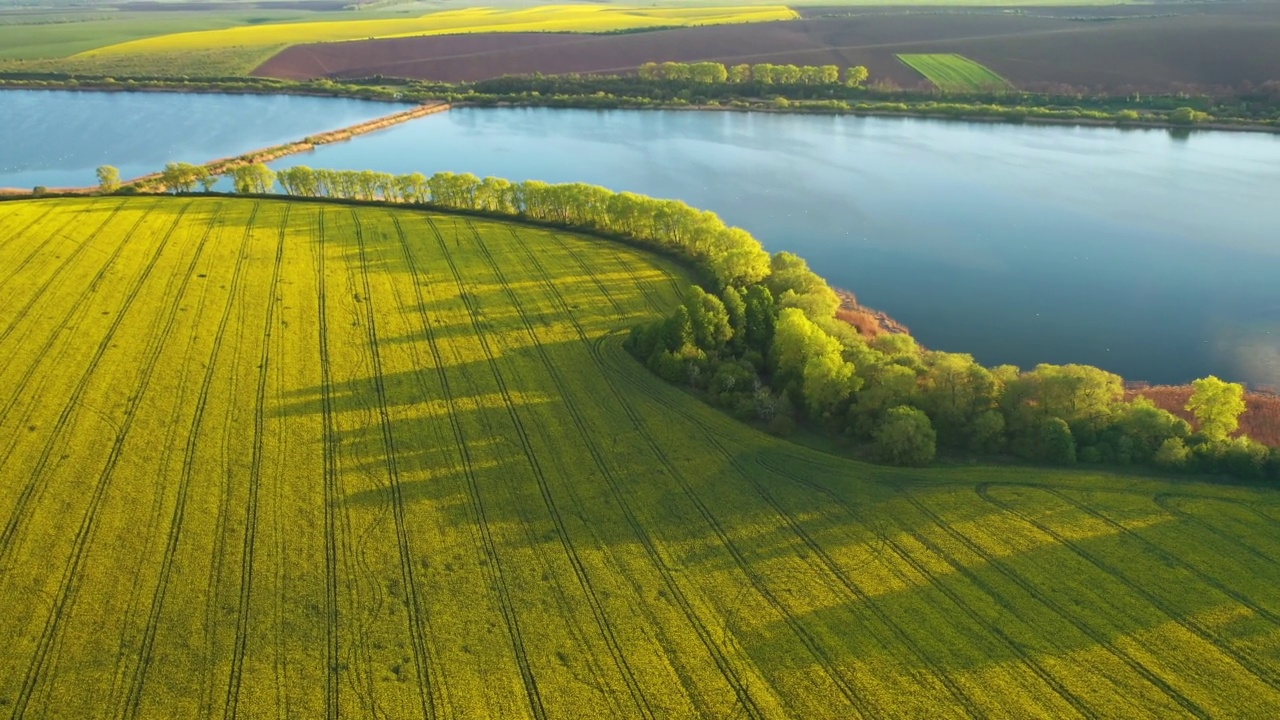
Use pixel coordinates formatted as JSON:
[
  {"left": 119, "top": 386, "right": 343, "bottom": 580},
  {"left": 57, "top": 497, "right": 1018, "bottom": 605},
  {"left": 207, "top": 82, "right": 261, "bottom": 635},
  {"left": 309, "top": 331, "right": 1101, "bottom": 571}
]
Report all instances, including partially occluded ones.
[{"left": 0, "top": 195, "right": 1279, "bottom": 718}]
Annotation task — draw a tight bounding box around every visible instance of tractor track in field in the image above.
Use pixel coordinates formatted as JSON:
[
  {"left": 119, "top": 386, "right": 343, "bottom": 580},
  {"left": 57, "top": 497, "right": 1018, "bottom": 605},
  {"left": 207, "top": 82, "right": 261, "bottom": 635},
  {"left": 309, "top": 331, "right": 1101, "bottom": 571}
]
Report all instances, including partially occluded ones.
[
  {"left": 525, "top": 227, "right": 876, "bottom": 717},
  {"left": 223, "top": 205, "right": 290, "bottom": 720},
  {"left": 984, "top": 484, "right": 1280, "bottom": 689},
  {"left": 0, "top": 201, "right": 132, "bottom": 433},
  {"left": 334, "top": 211, "right": 384, "bottom": 716},
  {"left": 499, "top": 229, "right": 736, "bottom": 718},
  {"left": 469, "top": 222, "right": 665, "bottom": 719},
  {"left": 0, "top": 202, "right": 125, "bottom": 346},
  {"left": 0, "top": 203, "right": 61, "bottom": 268},
  {"left": 540, "top": 226, "right": 911, "bottom": 717},
  {"left": 885, "top": 492, "right": 1097, "bottom": 718},
  {"left": 512, "top": 224, "right": 793, "bottom": 712},
  {"left": 10, "top": 199, "right": 210, "bottom": 719},
  {"left": 103, "top": 206, "right": 226, "bottom": 718},
  {"left": 314, "top": 209, "right": 341, "bottom": 720},
  {"left": 0, "top": 209, "right": 90, "bottom": 304},
  {"left": 789, "top": 461, "right": 1201, "bottom": 716},
  {"left": 0, "top": 203, "right": 183, "bottom": 571},
  {"left": 418, "top": 215, "right": 547, "bottom": 720},
  {"left": 453, "top": 218, "right": 638, "bottom": 717},
  {"left": 891, "top": 480, "right": 1206, "bottom": 717},
  {"left": 1152, "top": 494, "right": 1280, "bottom": 570},
  {"left": 587, "top": 328, "right": 875, "bottom": 717},
  {"left": 591, "top": 344, "right": 1206, "bottom": 718},
  {"left": 0, "top": 202, "right": 56, "bottom": 242},
  {"left": 563, "top": 258, "right": 981, "bottom": 717},
  {"left": 201, "top": 206, "right": 262, "bottom": 719},
  {"left": 388, "top": 212, "right": 527, "bottom": 718},
  {"left": 347, "top": 210, "right": 436, "bottom": 720},
  {"left": 321, "top": 209, "right": 381, "bottom": 714},
  {"left": 119, "top": 203, "right": 257, "bottom": 720},
  {"left": 743, "top": 450, "right": 1096, "bottom": 717},
  {"left": 1161, "top": 493, "right": 1280, "bottom": 535},
  {"left": 976, "top": 482, "right": 1280, "bottom": 706}
]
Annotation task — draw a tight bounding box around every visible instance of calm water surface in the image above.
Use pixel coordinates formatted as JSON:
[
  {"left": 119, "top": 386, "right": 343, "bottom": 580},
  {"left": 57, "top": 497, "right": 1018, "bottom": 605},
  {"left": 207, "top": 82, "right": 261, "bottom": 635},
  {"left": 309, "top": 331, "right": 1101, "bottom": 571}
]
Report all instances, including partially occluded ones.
[
  {"left": 272, "top": 107, "right": 1280, "bottom": 387},
  {"left": 0, "top": 90, "right": 404, "bottom": 189}
]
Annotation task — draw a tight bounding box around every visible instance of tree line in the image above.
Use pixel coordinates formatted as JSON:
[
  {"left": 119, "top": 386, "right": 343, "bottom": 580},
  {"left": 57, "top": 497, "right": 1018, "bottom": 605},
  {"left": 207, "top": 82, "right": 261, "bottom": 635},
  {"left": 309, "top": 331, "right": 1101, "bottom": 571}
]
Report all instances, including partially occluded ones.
[
  {"left": 637, "top": 61, "right": 869, "bottom": 87},
  {"left": 107, "top": 161, "right": 1279, "bottom": 480}
]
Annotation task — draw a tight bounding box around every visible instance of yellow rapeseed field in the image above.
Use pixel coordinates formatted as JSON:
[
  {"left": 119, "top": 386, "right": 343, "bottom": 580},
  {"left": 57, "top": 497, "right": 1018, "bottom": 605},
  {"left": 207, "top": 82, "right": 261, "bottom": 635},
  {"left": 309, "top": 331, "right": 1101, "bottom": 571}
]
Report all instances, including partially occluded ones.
[
  {"left": 1, "top": 195, "right": 1279, "bottom": 718},
  {"left": 77, "top": 5, "right": 798, "bottom": 57}
]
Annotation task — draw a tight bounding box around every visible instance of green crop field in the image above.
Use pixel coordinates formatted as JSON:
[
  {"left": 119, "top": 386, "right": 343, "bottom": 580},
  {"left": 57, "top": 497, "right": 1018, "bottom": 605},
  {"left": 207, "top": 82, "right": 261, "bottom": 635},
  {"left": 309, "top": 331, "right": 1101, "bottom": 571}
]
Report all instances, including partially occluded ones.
[
  {"left": 1, "top": 195, "right": 1280, "bottom": 718},
  {"left": 897, "top": 53, "right": 1013, "bottom": 93}
]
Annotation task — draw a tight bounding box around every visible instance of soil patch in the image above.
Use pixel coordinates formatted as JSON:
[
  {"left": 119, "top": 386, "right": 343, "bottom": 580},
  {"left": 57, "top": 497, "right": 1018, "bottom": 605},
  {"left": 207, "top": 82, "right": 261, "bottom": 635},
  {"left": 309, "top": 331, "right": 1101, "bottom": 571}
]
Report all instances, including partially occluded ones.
[{"left": 253, "top": 4, "right": 1280, "bottom": 94}]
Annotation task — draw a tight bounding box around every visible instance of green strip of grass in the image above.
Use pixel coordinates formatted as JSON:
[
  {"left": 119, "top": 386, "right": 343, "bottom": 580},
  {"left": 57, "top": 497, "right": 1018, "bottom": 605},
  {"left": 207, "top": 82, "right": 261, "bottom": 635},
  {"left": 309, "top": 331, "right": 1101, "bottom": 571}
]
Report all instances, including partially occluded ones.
[{"left": 897, "top": 53, "right": 1013, "bottom": 93}]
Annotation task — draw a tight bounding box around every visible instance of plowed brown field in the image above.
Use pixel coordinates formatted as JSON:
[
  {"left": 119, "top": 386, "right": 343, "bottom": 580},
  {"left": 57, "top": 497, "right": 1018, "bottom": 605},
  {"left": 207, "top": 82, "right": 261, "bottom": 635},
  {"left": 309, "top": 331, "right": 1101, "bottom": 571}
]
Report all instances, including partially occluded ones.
[{"left": 254, "top": 3, "right": 1280, "bottom": 94}]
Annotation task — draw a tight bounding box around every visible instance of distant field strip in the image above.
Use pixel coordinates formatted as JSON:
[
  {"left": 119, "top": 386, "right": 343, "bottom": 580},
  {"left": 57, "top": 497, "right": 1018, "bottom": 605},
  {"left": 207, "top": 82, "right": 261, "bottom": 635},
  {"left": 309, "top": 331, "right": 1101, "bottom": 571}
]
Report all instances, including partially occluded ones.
[
  {"left": 1, "top": 196, "right": 1280, "bottom": 717},
  {"left": 897, "top": 53, "right": 1013, "bottom": 92},
  {"left": 77, "top": 5, "right": 798, "bottom": 57}
]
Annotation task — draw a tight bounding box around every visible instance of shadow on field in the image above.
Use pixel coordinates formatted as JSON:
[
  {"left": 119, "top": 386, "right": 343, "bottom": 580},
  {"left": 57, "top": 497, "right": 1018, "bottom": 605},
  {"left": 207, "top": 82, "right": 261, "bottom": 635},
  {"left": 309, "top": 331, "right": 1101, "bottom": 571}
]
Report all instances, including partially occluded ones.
[{"left": 735, "top": 477, "right": 1280, "bottom": 683}]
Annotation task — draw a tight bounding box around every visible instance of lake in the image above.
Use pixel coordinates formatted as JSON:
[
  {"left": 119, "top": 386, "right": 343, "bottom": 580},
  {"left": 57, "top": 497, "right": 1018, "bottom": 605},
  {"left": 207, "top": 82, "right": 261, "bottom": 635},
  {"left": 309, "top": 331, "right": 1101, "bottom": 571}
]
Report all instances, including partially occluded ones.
[
  {"left": 2, "top": 93, "right": 1276, "bottom": 387},
  {"left": 0, "top": 89, "right": 405, "bottom": 190},
  {"left": 271, "top": 107, "right": 1280, "bottom": 388}
]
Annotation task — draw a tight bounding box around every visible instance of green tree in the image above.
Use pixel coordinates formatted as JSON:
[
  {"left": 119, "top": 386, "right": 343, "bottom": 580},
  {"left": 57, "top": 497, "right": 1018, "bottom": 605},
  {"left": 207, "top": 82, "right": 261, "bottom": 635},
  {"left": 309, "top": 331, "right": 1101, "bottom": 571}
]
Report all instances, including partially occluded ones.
[
  {"left": 1154, "top": 437, "right": 1191, "bottom": 469},
  {"left": 844, "top": 66, "right": 869, "bottom": 87},
  {"left": 228, "top": 163, "right": 277, "bottom": 194},
  {"left": 916, "top": 351, "right": 998, "bottom": 448},
  {"left": 96, "top": 165, "right": 121, "bottom": 193},
  {"left": 1185, "top": 375, "right": 1246, "bottom": 442},
  {"left": 196, "top": 167, "right": 217, "bottom": 193},
  {"left": 1170, "top": 107, "right": 1209, "bottom": 125},
  {"left": 873, "top": 406, "right": 936, "bottom": 466},
  {"left": 1038, "top": 417, "right": 1077, "bottom": 464},
  {"left": 683, "top": 286, "right": 733, "bottom": 353},
  {"left": 767, "top": 251, "right": 839, "bottom": 320},
  {"left": 1115, "top": 397, "right": 1191, "bottom": 461}
]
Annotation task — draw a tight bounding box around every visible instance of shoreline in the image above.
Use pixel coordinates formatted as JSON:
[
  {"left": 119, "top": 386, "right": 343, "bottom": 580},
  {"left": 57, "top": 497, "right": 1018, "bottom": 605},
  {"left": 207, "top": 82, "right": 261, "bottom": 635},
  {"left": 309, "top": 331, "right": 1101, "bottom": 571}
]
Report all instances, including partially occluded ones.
[{"left": 2, "top": 83, "right": 1276, "bottom": 136}]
